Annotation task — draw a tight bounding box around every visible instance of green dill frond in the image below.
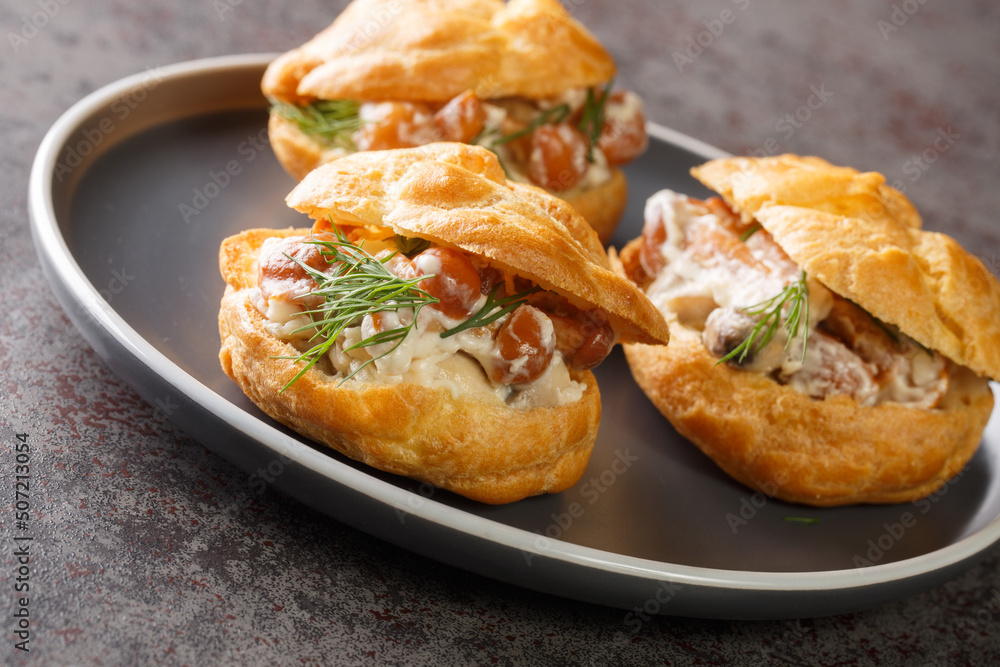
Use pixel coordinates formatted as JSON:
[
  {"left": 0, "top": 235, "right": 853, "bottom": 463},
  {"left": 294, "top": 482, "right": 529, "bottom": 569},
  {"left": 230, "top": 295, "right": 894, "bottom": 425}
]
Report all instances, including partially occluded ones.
[
  {"left": 577, "top": 79, "right": 614, "bottom": 162},
  {"left": 440, "top": 284, "right": 540, "bottom": 339},
  {"left": 277, "top": 228, "right": 438, "bottom": 391},
  {"left": 739, "top": 223, "right": 762, "bottom": 242},
  {"left": 270, "top": 97, "right": 362, "bottom": 149},
  {"left": 717, "top": 270, "right": 811, "bottom": 366},
  {"left": 275, "top": 229, "right": 538, "bottom": 390},
  {"left": 491, "top": 103, "right": 572, "bottom": 148}
]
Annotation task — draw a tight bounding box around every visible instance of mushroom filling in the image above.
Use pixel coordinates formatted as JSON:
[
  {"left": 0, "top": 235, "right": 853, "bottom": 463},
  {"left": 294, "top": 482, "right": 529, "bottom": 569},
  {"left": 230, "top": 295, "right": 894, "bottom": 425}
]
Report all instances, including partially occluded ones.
[
  {"left": 271, "top": 85, "right": 647, "bottom": 194},
  {"left": 637, "top": 190, "right": 949, "bottom": 409},
  {"left": 254, "top": 228, "right": 616, "bottom": 408}
]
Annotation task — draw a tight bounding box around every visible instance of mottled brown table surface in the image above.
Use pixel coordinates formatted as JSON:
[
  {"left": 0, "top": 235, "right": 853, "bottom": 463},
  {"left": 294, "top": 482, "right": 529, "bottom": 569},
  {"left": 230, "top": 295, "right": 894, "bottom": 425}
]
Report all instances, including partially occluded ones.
[{"left": 3, "top": 1, "right": 1000, "bottom": 664}]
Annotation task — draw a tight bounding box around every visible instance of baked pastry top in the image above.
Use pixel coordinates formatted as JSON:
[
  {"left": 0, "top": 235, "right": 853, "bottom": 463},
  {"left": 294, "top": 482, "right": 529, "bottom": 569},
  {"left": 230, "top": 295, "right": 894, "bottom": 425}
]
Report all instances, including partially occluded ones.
[
  {"left": 221, "top": 227, "right": 603, "bottom": 504},
  {"left": 262, "top": 0, "right": 616, "bottom": 103},
  {"left": 616, "top": 154, "right": 998, "bottom": 506},
  {"left": 219, "top": 143, "right": 669, "bottom": 504},
  {"left": 261, "top": 0, "right": 646, "bottom": 243},
  {"left": 283, "top": 143, "right": 669, "bottom": 346},
  {"left": 692, "top": 155, "right": 1000, "bottom": 381}
]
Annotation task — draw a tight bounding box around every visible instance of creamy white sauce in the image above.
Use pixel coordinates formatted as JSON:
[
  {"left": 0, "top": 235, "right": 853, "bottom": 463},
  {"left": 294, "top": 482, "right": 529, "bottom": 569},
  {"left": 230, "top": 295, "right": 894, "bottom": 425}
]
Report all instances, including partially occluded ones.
[
  {"left": 508, "top": 355, "right": 584, "bottom": 408},
  {"left": 262, "top": 293, "right": 315, "bottom": 340},
  {"left": 563, "top": 144, "right": 612, "bottom": 194},
  {"left": 643, "top": 189, "right": 946, "bottom": 408},
  {"left": 644, "top": 190, "right": 792, "bottom": 313},
  {"left": 473, "top": 94, "right": 613, "bottom": 191},
  {"left": 877, "top": 339, "right": 948, "bottom": 408},
  {"left": 319, "top": 146, "right": 352, "bottom": 164},
  {"left": 543, "top": 88, "right": 588, "bottom": 112},
  {"left": 355, "top": 101, "right": 440, "bottom": 147},
  {"left": 605, "top": 90, "right": 643, "bottom": 125},
  {"left": 256, "top": 242, "right": 584, "bottom": 408}
]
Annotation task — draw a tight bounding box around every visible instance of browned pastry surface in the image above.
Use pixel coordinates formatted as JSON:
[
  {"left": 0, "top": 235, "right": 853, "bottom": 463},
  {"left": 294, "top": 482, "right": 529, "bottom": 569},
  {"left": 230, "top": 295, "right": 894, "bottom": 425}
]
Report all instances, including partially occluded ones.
[
  {"left": 219, "top": 144, "right": 669, "bottom": 503},
  {"left": 220, "top": 229, "right": 601, "bottom": 504},
  {"left": 262, "top": 0, "right": 615, "bottom": 104},
  {"left": 692, "top": 154, "right": 1000, "bottom": 381},
  {"left": 262, "top": 0, "right": 632, "bottom": 242},
  {"left": 285, "top": 144, "right": 669, "bottom": 346},
  {"left": 270, "top": 107, "right": 629, "bottom": 245},
  {"left": 620, "top": 235, "right": 993, "bottom": 506},
  {"left": 560, "top": 168, "right": 628, "bottom": 246},
  {"left": 614, "top": 154, "right": 1000, "bottom": 506}
]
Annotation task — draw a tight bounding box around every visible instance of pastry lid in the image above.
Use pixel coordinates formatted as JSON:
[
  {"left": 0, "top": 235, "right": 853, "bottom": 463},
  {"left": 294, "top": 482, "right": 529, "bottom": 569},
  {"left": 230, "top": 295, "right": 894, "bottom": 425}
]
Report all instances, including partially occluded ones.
[
  {"left": 262, "top": 0, "right": 616, "bottom": 103},
  {"left": 285, "top": 143, "right": 669, "bottom": 346},
  {"left": 692, "top": 154, "right": 1000, "bottom": 380}
]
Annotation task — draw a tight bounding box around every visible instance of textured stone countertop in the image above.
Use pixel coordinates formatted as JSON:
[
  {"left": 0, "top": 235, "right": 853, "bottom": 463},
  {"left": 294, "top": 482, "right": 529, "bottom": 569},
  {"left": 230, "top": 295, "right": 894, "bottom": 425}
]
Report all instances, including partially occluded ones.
[{"left": 3, "top": 0, "right": 1000, "bottom": 664}]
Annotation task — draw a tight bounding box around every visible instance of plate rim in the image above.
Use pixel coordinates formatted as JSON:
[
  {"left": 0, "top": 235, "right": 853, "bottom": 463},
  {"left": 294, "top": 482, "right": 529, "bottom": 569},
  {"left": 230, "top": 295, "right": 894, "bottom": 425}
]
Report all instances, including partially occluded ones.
[{"left": 28, "top": 52, "right": 1000, "bottom": 604}]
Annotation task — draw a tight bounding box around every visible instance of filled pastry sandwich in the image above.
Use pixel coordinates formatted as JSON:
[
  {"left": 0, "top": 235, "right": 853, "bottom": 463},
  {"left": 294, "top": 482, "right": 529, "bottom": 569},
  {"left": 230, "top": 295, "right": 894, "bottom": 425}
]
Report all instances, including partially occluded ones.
[
  {"left": 261, "top": 0, "right": 648, "bottom": 243},
  {"left": 218, "top": 143, "right": 669, "bottom": 504},
  {"left": 615, "top": 154, "right": 1000, "bottom": 506}
]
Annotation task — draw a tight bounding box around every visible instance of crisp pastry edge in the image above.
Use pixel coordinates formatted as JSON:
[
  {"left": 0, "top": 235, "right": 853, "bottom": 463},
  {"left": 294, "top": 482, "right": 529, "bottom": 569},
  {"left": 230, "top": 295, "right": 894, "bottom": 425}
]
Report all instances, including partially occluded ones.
[
  {"left": 614, "top": 236, "right": 994, "bottom": 507},
  {"left": 218, "top": 227, "right": 601, "bottom": 504}
]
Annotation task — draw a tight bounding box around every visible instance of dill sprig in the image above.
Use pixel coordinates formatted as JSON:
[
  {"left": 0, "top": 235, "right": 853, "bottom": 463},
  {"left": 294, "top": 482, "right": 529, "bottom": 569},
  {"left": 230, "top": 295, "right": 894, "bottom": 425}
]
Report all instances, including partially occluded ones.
[
  {"left": 491, "top": 103, "right": 572, "bottom": 148},
  {"left": 783, "top": 516, "right": 820, "bottom": 525},
  {"left": 276, "top": 230, "right": 540, "bottom": 389},
  {"left": 270, "top": 97, "right": 362, "bottom": 149},
  {"left": 866, "top": 307, "right": 932, "bottom": 356},
  {"left": 394, "top": 234, "right": 431, "bottom": 258},
  {"left": 278, "top": 229, "right": 438, "bottom": 391},
  {"left": 478, "top": 82, "right": 613, "bottom": 173},
  {"left": 739, "top": 223, "right": 762, "bottom": 242},
  {"left": 440, "top": 284, "right": 541, "bottom": 339},
  {"left": 577, "top": 79, "right": 614, "bottom": 162},
  {"left": 717, "top": 270, "right": 811, "bottom": 366}
]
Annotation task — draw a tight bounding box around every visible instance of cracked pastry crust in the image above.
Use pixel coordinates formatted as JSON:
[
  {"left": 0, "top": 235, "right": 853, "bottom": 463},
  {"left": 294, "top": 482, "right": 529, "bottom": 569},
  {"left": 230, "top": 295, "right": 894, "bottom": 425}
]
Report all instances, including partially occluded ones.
[
  {"left": 219, "top": 144, "right": 669, "bottom": 504},
  {"left": 261, "top": 0, "right": 639, "bottom": 243},
  {"left": 220, "top": 228, "right": 601, "bottom": 504},
  {"left": 615, "top": 154, "right": 998, "bottom": 506},
  {"left": 262, "top": 0, "right": 615, "bottom": 106},
  {"left": 691, "top": 154, "right": 1000, "bottom": 381}
]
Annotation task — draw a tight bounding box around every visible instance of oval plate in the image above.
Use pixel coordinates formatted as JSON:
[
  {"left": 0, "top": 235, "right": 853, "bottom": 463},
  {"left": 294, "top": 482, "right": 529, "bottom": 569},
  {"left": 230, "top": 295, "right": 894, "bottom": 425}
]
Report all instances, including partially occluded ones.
[{"left": 29, "top": 54, "right": 1000, "bottom": 620}]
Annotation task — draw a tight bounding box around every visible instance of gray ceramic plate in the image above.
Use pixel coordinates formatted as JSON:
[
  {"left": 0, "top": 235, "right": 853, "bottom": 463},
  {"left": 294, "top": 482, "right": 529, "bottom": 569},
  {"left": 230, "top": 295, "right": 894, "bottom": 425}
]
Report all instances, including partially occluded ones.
[{"left": 29, "top": 54, "right": 1000, "bottom": 620}]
